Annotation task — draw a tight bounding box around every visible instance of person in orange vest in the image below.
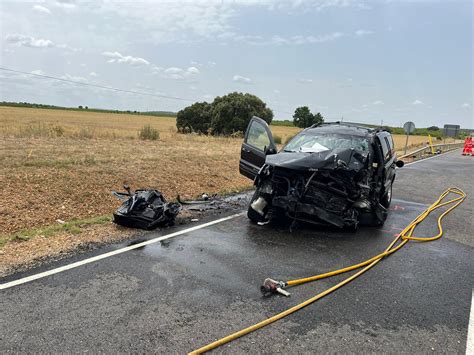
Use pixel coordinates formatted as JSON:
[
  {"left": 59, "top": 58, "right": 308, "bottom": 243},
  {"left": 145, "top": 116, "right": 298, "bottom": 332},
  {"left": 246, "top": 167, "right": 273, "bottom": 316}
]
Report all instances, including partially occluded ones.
[{"left": 462, "top": 135, "right": 473, "bottom": 156}]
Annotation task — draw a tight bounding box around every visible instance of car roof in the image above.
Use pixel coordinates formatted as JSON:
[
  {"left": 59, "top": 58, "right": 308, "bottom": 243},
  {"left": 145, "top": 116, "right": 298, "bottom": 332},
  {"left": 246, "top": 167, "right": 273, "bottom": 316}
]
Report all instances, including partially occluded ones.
[{"left": 305, "top": 122, "right": 376, "bottom": 137}]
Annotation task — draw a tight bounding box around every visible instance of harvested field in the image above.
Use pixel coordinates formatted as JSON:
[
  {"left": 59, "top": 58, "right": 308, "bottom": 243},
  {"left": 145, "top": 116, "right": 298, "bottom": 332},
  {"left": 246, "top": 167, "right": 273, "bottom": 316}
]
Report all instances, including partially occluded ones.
[{"left": 0, "top": 106, "right": 444, "bottom": 273}]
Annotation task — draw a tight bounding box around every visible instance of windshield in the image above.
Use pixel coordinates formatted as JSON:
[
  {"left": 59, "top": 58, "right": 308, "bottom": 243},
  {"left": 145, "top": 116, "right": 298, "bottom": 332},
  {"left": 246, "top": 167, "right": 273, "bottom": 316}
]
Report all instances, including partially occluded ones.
[{"left": 284, "top": 133, "right": 369, "bottom": 153}]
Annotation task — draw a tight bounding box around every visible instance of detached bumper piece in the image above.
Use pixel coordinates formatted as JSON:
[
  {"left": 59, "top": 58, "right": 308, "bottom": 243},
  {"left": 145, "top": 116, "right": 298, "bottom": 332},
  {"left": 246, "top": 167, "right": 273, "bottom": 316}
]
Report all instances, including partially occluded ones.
[{"left": 113, "top": 188, "right": 181, "bottom": 230}]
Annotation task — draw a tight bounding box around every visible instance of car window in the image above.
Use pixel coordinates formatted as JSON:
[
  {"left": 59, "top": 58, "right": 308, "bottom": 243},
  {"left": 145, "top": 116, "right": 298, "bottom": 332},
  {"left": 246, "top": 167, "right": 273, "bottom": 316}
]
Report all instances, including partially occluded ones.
[
  {"left": 387, "top": 135, "right": 395, "bottom": 154},
  {"left": 284, "top": 133, "right": 369, "bottom": 154},
  {"left": 246, "top": 120, "right": 270, "bottom": 151},
  {"left": 381, "top": 136, "right": 392, "bottom": 161}
]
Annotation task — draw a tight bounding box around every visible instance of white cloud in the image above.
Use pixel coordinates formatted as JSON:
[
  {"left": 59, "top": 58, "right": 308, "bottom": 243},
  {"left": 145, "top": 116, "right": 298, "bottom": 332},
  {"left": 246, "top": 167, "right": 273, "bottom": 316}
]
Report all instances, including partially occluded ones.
[
  {"left": 461, "top": 103, "right": 471, "bottom": 109},
  {"left": 55, "top": 0, "right": 76, "bottom": 10},
  {"left": 270, "top": 32, "right": 344, "bottom": 45},
  {"left": 5, "top": 34, "right": 78, "bottom": 51},
  {"left": 6, "top": 34, "right": 54, "bottom": 48},
  {"left": 150, "top": 67, "right": 162, "bottom": 76},
  {"left": 98, "top": 2, "right": 234, "bottom": 44},
  {"left": 219, "top": 30, "right": 344, "bottom": 46},
  {"left": 164, "top": 67, "right": 183, "bottom": 74},
  {"left": 274, "top": 89, "right": 281, "bottom": 94},
  {"left": 208, "top": 61, "right": 217, "bottom": 67},
  {"left": 31, "top": 69, "right": 45, "bottom": 75},
  {"left": 161, "top": 66, "right": 201, "bottom": 80},
  {"left": 56, "top": 43, "right": 79, "bottom": 52},
  {"left": 187, "top": 66, "right": 200, "bottom": 75},
  {"left": 298, "top": 78, "right": 313, "bottom": 84},
  {"left": 233, "top": 75, "right": 253, "bottom": 84},
  {"left": 102, "top": 51, "right": 150, "bottom": 66},
  {"left": 32, "top": 5, "right": 51, "bottom": 14},
  {"left": 61, "top": 74, "right": 88, "bottom": 83},
  {"left": 372, "top": 100, "right": 384, "bottom": 105},
  {"left": 355, "top": 29, "right": 373, "bottom": 37},
  {"left": 89, "top": 72, "right": 98, "bottom": 77},
  {"left": 412, "top": 99, "right": 424, "bottom": 105},
  {"left": 295, "top": 32, "right": 344, "bottom": 44}
]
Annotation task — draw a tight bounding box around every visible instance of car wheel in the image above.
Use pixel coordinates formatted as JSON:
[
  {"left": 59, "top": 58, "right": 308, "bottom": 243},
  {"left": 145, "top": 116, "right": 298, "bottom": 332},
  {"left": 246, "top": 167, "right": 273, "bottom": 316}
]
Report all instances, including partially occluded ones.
[
  {"left": 371, "top": 211, "right": 387, "bottom": 226},
  {"left": 381, "top": 182, "right": 393, "bottom": 208}
]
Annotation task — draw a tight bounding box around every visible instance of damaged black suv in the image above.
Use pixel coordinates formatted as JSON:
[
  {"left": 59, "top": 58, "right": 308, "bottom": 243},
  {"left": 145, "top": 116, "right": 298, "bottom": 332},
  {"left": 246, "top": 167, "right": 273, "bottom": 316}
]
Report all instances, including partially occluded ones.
[{"left": 239, "top": 117, "right": 404, "bottom": 229}]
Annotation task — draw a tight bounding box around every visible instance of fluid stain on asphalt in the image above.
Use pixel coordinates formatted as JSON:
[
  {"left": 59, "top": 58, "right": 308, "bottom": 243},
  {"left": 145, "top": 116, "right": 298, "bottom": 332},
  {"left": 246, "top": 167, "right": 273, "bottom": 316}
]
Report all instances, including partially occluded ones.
[{"left": 126, "top": 238, "right": 148, "bottom": 249}]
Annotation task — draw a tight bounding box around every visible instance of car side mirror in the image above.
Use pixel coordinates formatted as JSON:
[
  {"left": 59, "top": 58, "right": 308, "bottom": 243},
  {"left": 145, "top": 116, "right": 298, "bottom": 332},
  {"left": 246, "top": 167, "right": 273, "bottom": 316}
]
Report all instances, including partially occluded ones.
[
  {"left": 265, "top": 147, "right": 277, "bottom": 155},
  {"left": 395, "top": 160, "right": 404, "bottom": 168}
]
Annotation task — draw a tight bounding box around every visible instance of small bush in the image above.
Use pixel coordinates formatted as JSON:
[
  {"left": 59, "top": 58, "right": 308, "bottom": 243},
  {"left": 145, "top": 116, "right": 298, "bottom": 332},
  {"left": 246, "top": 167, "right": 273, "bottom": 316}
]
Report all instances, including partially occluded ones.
[
  {"left": 83, "top": 155, "right": 96, "bottom": 165},
  {"left": 51, "top": 125, "right": 64, "bottom": 137},
  {"left": 75, "top": 127, "right": 95, "bottom": 139},
  {"left": 273, "top": 135, "right": 282, "bottom": 144},
  {"left": 229, "top": 131, "right": 244, "bottom": 139},
  {"left": 139, "top": 125, "right": 160, "bottom": 140}
]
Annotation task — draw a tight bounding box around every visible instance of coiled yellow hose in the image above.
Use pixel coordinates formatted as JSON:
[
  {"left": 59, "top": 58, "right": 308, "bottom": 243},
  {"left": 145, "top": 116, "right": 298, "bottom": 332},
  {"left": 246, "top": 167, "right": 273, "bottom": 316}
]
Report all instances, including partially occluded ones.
[{"left": 189, "top": 187, "right": 466, "bottom": 354}]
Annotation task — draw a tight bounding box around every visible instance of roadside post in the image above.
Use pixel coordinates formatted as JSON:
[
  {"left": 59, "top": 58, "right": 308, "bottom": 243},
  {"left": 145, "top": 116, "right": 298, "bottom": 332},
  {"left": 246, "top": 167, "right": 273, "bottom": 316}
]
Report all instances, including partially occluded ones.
[
  {"left": 428, "top": 134, "right": 435, "bottom": 154},
  {"left": 403, "top": 121, "right": 415, "bottom": 155}
]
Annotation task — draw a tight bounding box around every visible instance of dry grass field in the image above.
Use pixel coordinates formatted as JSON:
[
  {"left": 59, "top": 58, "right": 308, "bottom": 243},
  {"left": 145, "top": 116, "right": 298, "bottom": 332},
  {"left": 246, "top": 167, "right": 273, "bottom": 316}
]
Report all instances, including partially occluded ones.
[{"left": 0, "top": 106, "right": 439, "bottom": 273}]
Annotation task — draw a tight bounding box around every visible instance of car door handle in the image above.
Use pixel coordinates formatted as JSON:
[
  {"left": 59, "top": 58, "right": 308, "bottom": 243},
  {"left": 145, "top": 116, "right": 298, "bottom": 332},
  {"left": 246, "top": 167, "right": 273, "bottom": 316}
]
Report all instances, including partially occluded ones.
[{"left": 242, "top": 147, "right": 250, "bottom": 153}]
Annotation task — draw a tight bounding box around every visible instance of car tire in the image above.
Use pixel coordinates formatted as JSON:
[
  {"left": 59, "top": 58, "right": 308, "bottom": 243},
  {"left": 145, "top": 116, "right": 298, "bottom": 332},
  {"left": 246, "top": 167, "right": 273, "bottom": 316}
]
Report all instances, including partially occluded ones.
[
  {"left": 381, "top": 182, "right": 393, "bottom": 208},
  {"left": 371, "top": 212, "right": 387, "bottom": 226}
]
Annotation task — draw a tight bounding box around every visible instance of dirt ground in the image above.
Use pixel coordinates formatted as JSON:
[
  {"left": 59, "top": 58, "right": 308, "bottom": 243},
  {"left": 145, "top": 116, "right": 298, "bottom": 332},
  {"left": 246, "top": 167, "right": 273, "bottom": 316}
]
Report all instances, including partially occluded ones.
[{"left": 0, "top": 106, "right": 437, "bottom": 276}]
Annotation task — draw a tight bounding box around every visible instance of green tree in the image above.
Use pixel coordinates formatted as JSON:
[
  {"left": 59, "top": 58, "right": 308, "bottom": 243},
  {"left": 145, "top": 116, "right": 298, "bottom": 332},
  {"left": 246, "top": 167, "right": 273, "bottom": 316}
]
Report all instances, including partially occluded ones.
[
  {"left": 176, "top": 102, "right": 212, "bottom": 133},
  {"left": 210, "top": 92, "right": 273, "bottom": 135},
  {"left": 313, "top": 112, "right": 324, "bottom": 126},
  {"left": 176, "top": 92, "right": 273, "bottom": 135},
  {"left": 293, "top": 106, "right": 314, "bottom": 128},
  {"left": 292, "top": 107, "right": 324, "bottom": 128}
]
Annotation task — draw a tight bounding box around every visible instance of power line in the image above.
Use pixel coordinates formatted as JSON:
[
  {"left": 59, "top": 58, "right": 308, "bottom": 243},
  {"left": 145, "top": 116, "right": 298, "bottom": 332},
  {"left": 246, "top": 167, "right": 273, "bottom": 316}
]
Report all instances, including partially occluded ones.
[
  {"left": 0, "top": 66, "right": 295, "bottom": 116},
  {"left": 0, "top": 67, "right": 194, "bottom": 102}
]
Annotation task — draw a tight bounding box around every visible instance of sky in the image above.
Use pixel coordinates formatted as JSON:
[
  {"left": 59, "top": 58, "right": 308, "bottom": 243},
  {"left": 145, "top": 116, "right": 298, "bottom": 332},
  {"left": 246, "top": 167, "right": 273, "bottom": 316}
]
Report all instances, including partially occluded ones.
[{"left": 0, "top": 0, "right": 472, "bottom": 128}]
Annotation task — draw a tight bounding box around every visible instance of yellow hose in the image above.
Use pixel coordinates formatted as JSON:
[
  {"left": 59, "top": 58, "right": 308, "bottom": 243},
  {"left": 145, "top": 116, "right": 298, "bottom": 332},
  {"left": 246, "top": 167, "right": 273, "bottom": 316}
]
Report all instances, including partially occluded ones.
[{"left": 189, "top": 187, "right": 466, "bottom": 354}]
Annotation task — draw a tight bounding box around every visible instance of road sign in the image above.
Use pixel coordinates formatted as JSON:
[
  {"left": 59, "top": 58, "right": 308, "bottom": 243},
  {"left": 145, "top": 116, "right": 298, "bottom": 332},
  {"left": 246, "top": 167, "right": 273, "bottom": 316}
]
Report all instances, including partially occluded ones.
[
  {"left": 403, "top": 121, "right": 416, "bottom": 154},
  {"left": 443, "top": 124, "right": 460, "bottom": 137},
  {"left": 403, "top": 121, "right": 415, "bottom": 134}
]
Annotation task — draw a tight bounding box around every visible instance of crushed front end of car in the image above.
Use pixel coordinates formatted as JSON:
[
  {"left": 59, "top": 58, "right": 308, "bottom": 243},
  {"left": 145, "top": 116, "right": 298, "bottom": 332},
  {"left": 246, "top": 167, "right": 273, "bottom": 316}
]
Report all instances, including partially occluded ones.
[{"left": 249, "top": 148, "right": 386, "bottom": 229}]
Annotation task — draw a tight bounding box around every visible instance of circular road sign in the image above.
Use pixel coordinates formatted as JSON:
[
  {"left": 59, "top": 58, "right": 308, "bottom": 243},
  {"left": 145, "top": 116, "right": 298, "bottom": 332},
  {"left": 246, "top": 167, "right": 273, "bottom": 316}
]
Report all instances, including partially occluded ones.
[{"left": 403, "top": 121, "right": 415, "bottom": 134}]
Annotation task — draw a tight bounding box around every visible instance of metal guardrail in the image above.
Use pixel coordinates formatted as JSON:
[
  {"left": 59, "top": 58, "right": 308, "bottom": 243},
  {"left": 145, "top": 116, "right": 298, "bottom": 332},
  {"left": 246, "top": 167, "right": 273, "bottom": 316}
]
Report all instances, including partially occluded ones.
[{"left": 398, "top": 142, "right": 464, "bottom": 161}]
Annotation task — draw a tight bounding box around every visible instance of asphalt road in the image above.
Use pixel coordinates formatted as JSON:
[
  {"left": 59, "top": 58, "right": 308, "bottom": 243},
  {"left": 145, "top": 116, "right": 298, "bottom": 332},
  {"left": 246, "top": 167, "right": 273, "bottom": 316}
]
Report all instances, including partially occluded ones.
[{"left": 1, "top": 149, "right": 473, "bottom": 353}]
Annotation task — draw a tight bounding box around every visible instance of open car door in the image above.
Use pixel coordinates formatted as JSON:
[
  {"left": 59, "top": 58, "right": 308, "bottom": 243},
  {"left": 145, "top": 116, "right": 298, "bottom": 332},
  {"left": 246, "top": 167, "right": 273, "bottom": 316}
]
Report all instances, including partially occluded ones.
[{"left": 239, "top": 116, "right": 277, "bottom": 180}]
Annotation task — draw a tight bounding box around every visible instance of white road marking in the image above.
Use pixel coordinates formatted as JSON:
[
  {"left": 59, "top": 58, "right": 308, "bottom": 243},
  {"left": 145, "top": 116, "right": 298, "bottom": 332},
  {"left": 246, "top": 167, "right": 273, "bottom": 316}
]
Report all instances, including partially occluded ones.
[
  {"left": 467, "top": 290, "right": 474, "bottom": 355},
  {"left": 0, "top": 213, "right": 244, "bottom": 290}
]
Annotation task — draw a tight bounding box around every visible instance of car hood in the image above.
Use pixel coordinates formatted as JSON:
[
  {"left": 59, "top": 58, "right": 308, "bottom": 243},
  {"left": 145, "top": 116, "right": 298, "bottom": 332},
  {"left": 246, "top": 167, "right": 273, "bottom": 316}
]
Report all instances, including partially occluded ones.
[{"left": 265, "top": 148, "right": 368, "bottom": 172}]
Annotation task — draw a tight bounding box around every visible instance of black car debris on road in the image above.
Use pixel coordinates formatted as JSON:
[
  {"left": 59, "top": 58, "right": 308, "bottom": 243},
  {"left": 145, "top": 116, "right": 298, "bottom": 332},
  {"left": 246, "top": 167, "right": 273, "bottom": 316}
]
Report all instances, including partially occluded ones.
[{"left": 239, "top": 117, "right": 404, "bottom": 229}]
